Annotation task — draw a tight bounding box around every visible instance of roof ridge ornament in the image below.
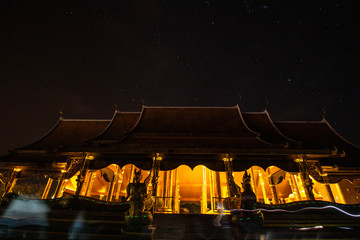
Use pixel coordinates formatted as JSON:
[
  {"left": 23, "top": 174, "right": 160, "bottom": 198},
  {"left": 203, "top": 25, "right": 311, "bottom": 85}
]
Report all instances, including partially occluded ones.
[
  {"left": 114, "top": 104, "right": 120, "bottom": 112},
  {"left": 321, "top": 105, "right": 327, "bottom": 120},
  {"left": 237, "top": 94, "right": 242, "bottom": 107},
  {"left": 265, "top": 99, "right": 270, "bottom": 110},
  {"left": 59, "top": 109, "right": 64, "bottom": 119}
]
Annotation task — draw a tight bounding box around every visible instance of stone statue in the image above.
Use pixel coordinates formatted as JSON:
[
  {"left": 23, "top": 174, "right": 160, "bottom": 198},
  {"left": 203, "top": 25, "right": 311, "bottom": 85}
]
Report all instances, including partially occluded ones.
[
  {"left": 232, "top": 170, "right": 263, "bottom": 232},
  {"left": 123, "top": 169, "right": 153, "bottom": 232},
  {"left": 124, "top": 169, "right": 147, "bottom": 217},
  {"left": 240, "top": 171, "right": 256, "bottom": 210}
]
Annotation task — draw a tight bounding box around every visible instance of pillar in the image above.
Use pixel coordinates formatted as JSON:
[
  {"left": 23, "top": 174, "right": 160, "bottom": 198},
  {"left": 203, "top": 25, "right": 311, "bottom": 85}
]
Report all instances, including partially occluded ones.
[
  {"left": 201, "top": 166, "right": 208, "bottom": 214},
  {"left": 299, "top": 172, "right": 315, "bottom": 200},
  {"left": 162, "top": 170, "right": 167, "bottom": 200},
  {"left": 289, "top": 174, "right": 302, "bottom": 201},
  {"left": 215, "top": 171, "right": 222, "bottom": 208},
  {"left": 53, "top": 173, "right": 65, "bottom": 198},
  {"left": 115, "top": 168, "right": 124, "bottom": 200},
  {"left": 296, "top": 158, "right": 315, "bottom": 201},
  {"left": 209, "top": 169, "right": 215, "bottom": 211},
  {"left": 223, "top": 158, "right": 233, "bottom": 197},
  {"left": 79, "top": 170, "right": 92, "bottom": 196},
  {"left": 41, "top": 178, "right": 54, "bottom": 199},
  {"left": 85, "top": 172, "right": 96, "bottom": 197},
  {"left": 173, "top": 169, "right": 180, "bottom": 213},
  {"left": 269, "top": 185, "right": 279, "bottom": 204},
  {"left": 168, "top": 170, "right": 173, "bottom": 211},
  {"left": 106, "top": 178, "right": 116, "bottom": 201},
  {"left": 259, "top": 173, "right": 269, "bottom": 204},
  {"left": 151, "top": 154, "right": 162, "bottom": 197},
  {"left": 75, "top": 156, "right": 92, "bottom": 196},
  {"left": 106, "top": 166, "right": 119, "bottom": 201}
]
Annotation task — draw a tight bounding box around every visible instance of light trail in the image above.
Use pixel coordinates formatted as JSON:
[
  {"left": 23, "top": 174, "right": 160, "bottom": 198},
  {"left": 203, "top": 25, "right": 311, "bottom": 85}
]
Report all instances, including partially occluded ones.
[{"left": 230, "top": 205, "right": 360, "bottom": 218}]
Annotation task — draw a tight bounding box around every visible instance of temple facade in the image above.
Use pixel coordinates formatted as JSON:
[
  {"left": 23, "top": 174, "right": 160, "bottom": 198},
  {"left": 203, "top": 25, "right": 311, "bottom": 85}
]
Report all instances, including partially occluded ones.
[{"left": 1, "top": 105, "right": 360, "bottom": 214}]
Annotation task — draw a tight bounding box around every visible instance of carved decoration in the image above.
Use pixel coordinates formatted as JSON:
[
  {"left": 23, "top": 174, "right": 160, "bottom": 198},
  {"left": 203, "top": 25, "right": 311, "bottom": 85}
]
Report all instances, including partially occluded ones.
[
  {"left": 305, "top": 160, "right": 325, "bottom": 183},
  {"left": 224, "top": 159, "right": 241, "bottom": 198}
]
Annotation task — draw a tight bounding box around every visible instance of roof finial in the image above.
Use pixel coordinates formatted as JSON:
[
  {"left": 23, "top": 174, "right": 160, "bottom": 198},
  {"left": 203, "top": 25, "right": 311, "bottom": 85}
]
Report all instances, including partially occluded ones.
[
  {"left": 265, "top": 99, "right": 270, "bottom": 110},
  {"left": 114, "top": 104, "right": 119, "bottom": 111},
  {"left": 321, "top": 105, "right": 327, "bottom": 119},
  {"left": 59, "top": 109, "right": 64, "bottom": 119},
  {"left": 141, "top": 98, "right": 146, "bottom": 106},
  {"left": 237, "top": 94, "right": 242, "bottom": 106}
]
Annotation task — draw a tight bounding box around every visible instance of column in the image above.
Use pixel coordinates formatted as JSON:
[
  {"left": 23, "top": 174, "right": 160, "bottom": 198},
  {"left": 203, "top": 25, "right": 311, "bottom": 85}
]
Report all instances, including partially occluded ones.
[
  {"left": 209, "top": 169, "right": 215, "bottom": 211},
  {"left": 215, "top": 171, "right": 222, "bottom": 208},
  {"left": 53, "top": 172, "right": 65, "bottom": 198},
  {"left": 115, "top": 168, "right": 124, "bottom": 200},
  {"left": 299, "top": 172, "right": 315, "bottom": 200},
  {"left": 75, "top": 155, "right": 92, "bottom": 196},
  {"left": 151, "top": 154, "right": 162, "bottom": 197},
  {"left": 85, "top": 172, "right": 96, "bottom": 197},
  {"left": 201, "top": 166, "right": 208, "bottom": 214},
  {"left": 289, "top": 174, "right": 302, "bottom": 201},
  {"left": 168, "top": 170, "right": 173, "bottom": 211},
  {"left": 106, "top": 166, "right": 118, "bottom": 201},
  {"left": 162, "top": 170, "right": 167, "bottom": 200},
  {"left": 269, "top": 185, "right": 279, "bottom": 204},
  {"left": 259, "top": 172, "right": 269, "bottom": 204},
  {"left": 173, "top": 169, "right": 180, "bottom": 213},
  {"left": 297, "top": 158, "right": 315, "bottom": 200},
  {"left": 41, "top": 178, "right": 54, "bottom": 199}
]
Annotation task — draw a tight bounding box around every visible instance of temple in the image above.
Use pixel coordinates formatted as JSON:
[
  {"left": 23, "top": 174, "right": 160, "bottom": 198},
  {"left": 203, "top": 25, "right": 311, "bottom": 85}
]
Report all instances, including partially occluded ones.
[{"left": 1, "top": 104, "right": 360, "bottom": 212}]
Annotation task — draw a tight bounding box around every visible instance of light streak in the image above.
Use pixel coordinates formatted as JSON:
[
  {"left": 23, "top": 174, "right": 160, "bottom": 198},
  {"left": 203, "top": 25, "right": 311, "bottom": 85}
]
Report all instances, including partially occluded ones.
[
  {"left": 297, "top": 225, "right": 323, "bottom": 231},
  {"left": 231, "top": 206, "right": 360, "bottom": 218}
]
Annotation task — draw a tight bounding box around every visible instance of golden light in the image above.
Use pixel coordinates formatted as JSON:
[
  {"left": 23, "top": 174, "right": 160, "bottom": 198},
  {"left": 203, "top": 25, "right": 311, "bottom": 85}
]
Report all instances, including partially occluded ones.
[
  {"left": 86, "top": 155, "right": 94, "bottom": 160},
  {"left": 13, "top": 168, "right": 22, "bottom": 172}
]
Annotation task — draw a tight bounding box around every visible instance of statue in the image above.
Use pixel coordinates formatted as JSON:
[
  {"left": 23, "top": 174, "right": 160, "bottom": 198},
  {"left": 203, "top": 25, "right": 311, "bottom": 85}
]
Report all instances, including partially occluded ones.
[
  {"left": 232, "top": 170, "right": 263, "bottom": 232},
  {"left": 122, "top": 169, "right": 153, "bottom": 233},
  {"left": 240, "top": 171, "right": 256, "bottom": 210}
]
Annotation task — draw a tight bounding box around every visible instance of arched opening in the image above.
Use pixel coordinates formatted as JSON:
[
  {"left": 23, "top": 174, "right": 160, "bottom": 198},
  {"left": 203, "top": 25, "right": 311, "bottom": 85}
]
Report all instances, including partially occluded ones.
[{"left": 60, "top": 164, "right": 150, "bottom": 200}]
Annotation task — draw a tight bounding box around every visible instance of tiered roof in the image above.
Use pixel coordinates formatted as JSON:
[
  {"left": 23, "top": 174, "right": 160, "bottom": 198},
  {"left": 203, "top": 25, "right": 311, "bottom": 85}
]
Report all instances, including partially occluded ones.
[
  {"left": 18, "top": 118, "right": 110, "bottom": 152},
  {"left": 242, "top": 110, "right": 300, "bottom": 147},
  {"left": 93, "top": 111, "right": 140, "bottom": 142},
  {"left": 107, "top": 106, "right": 281, "bottom": 151},
  {"left": 275, "top": 119, "right": 360, "bottom": 154},
  {"left": 2, "top": 104, "right": 358, "bottom": 172}
]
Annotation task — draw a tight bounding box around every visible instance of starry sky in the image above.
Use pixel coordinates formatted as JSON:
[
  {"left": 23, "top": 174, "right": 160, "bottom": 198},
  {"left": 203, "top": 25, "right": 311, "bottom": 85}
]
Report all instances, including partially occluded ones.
[{"left": 0, "top": 0, "right": 359, "bottom": 154}]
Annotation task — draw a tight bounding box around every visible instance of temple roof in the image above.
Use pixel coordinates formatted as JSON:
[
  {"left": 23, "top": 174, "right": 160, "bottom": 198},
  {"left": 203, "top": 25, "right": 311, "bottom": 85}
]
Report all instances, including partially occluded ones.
[
  {"left": 104, "top": 105, "right": 282, "bottom": 150},
  {"left": 93, "top": 111, "right": 140, "bottom": 141},
  {"left": 129, "top": 105, "right": 258, "bottom": 137},
  {"left": 242, "top": 110, "right": 301, "bottom": 147},
  {"left": 274, "top": 119, "right": 360, "bottom": 155},
  {"left": 17, "top": 118, "right": 110, "bottom": 152}
]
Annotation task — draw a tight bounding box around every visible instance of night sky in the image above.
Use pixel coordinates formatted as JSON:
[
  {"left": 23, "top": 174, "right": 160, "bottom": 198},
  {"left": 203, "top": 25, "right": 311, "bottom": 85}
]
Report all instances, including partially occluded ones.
[{"left": 1, "top": 0, "right": 359, "bottom": 155}]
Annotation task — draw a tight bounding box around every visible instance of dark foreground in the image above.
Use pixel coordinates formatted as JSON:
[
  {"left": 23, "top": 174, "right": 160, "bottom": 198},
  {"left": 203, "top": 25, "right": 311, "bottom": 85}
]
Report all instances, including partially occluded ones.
[{"left": 1, "top": 197, "right": 360, "bottom": 239}]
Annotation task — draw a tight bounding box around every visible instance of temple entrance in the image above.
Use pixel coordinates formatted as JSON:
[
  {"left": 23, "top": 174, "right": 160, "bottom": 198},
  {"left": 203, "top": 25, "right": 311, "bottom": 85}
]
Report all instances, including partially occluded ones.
[{"left": 155, "top": 165, "right": 231, "bottom": 214}]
